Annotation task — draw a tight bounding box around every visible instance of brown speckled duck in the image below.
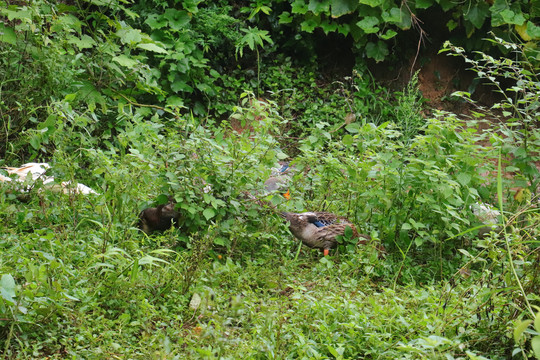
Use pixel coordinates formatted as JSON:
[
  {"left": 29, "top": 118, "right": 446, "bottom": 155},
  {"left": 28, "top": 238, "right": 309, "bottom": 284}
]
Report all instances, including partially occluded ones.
[{"left": 280, "top": 211, "right": 370, "bottom": 256}]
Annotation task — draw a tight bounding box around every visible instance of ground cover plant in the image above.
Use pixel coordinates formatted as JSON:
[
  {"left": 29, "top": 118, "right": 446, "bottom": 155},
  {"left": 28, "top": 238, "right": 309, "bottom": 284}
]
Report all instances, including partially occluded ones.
[{"left": 1, "top": 0, "right": 540, "bottom": 359}]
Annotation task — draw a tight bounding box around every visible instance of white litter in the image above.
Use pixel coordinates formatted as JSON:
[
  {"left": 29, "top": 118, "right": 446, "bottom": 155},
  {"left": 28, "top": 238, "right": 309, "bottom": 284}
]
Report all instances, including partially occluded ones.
[{"left": 1, "top": 163, "right": 99, "bottom": 195}]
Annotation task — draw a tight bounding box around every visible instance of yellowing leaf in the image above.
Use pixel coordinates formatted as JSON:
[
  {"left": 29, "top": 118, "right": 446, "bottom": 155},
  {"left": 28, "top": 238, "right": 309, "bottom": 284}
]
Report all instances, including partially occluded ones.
[{"left": 515, "top": 23, "right": 532, "bottom": 41}]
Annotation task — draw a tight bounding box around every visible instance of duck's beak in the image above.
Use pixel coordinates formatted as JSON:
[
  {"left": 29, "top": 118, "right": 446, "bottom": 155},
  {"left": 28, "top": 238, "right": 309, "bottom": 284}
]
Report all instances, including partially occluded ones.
[{"left": 323, "top": 249, "right": 329, "bottom": 256}]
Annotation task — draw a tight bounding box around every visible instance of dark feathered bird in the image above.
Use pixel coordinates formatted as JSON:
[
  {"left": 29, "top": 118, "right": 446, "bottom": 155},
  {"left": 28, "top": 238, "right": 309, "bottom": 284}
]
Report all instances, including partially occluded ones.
[
  {"left": 139, "top": 198, "right": 181, "bottom": 235},
  {"left": 280, "top": 211, "right": 370, "bottom": 256}
]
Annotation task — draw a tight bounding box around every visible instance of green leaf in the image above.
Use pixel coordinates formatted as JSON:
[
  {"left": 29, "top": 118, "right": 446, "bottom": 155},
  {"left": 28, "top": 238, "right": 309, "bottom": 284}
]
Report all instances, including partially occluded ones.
[
  {"left": 344, "top": 226, "right": 353, "bottom": 238},
  {"left": 359, "top": 0, "right": 383, "bottom": 6},
  {"left": 0, "top": 24, "right": 16, "bottom": 45},
  {"left": 166, "top": 96, "right": 185, "bottom": 108},
  {"left": 279, "top": 12, "right": 293, "bottom": 24},
  {"left": 447, "top": 19, "right": 458, "bottom": 31},
  {"left": 308, "top": 0, "right": 330, "bottom": 15},
  {"left": 67, "top": 34, "right": 96, "bottom": 49},
  {"left": 365, "top": 41, "right": 389, "bottom": 62},
  {"left": 514, "top": 319, "right": 533, "bottom": 343},
  {"left": 526, "top": 21, "right": 540, "bottom": 39},
  {"left": 436, "top": 0, "right": 457, "bottom": 11},
  {"left": 416, "top": 0, "right": 434, "bottom": 9},
  {"left": 457, "top": 173, "right": 471, "bottom": 186},
  {"left": 203, "top": 208, "right": 216, "bottom": 220},
  {"left": 357, "top": 16, "right": 380, "bottom": 34},
  {"left": 291, "top": 0, "right": 309, "bottom": 14},
  {"left": 145, "top": 14, "right": 168, "bottom": 30},
  {"left": 171, "top": 80, "right": 193, "bottom": 93},
  {"left": 380, "top": 29, "right": 397, "bottom": 40},
  {"left": 164, "top": 9, "right": 191, "bottom": 30},
  {"left": 116, "top": 27, "right": 143, "bottom": 45},
  {"left": 213, "top": 237, "right": 226, "bottom": 246},
  {"left": 535, "top": 310, "right": 540, "bottom": 333},
  {"left": 327, "top": 345, "right": 339, "bottom": 357},
  {"left": 0, "top": 274, "right": 16, "bottom": 303},
  {"left": 345, "top": 123, "right": 360, "bottom": 133},
  {"left": 112, "top": 55, "right": 138, "bottom": 68},
  {"left": 321, "top": 20, "right": 338, "bottom": 33},
  {"left": 343, "top": 134, "right": 353, "bottom": 146},
  {"left": 382, "top": 8, "right": 402, "bottom": 23},
  {"left": 500, "top": 9, "right": 526, "bottom": 25},
  {"left": 137, "top": 42, "right": 168, "bottom": 54},
  {"left": 330, "top": 0, "right": 358, "bottom": 17},
  {"left": 301, "top": 17, "right": 320, "bottom": 32},
  {"left": 29, "top": 136, "right": 40, "bottom": 150},
  {"left": 464, "top": 2, "right": 490, "bottom": 29},
  {"left": 532, "top": 336, "right": 540, "bottom": 360}
]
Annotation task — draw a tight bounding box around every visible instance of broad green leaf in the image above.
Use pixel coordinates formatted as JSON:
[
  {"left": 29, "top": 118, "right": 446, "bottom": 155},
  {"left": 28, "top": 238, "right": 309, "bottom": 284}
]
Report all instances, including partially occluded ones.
[
  {"left": 166, "top": 96, "right": 185, "bottom": 108},
  {"left": 51, "top": 14, "right": 83, "bottom": 33},
  {"left": 532, "top": 336, "right": 540, "bottom": 360},
  {"left": 381, "top": 29, "right": 397, "bottom": 40},
  {"left": 382, "top": 8, "right": 402, "bottom": 23},
  {"left": 171, "top": 80, "right": 193, "bottom": 93},
  {"left": 330, "top": 0, "right": 359, "bottom": 17},
  {"left": 112, "top": 55, "right": 138, "bottom": 68},
  {"left": 116, "top": 28, "right": 142, "bottom": 45},
  {"left": 213, "top": 237, "right": 226, "bottom": 246},
  {"left": 343, "top": 134, "right": 353, "bottom": 146},
  {"left": 436, "top": 0, "right": 457, "bottom": 11},
  {"left": 308, "top": 0, "right": 330, "bottom": 14},
  {"left": 464, "top": 2, "right": 489, "bottom": 29},
  {"left": 357, "top": 16, "right": 380, "bottom": 34},
  {"left": 0, "top": 24, "right": 16, "bottom": 45},
  {"left": 301, "top": 17, "right": 320, "bottom": 32},
  {"left": 337, "top": 24, "right": 351, "bottom": 36},
  {"left": 535, "top": 310, "right": 540, "bottom": 333},
  {"left": 279, "top": 12, "right": 293, "bottom": 24},
  {"left": 327, "top": 345, "right": 339, "bottom": 357},
  {"left": 365, "top": 41, "right": 389, "bottom": 62},
  {"left": 164, "top": 9, "right": 191, "bottom": 30},
  {"left": 291, "top": 0, "right": 309, "bottom": 14},
  {"left": 359, "top": 0, "right": 383, "bottom": 7},
  {"left": 203, "top": 208, "right": 216, "bottom": 220},
  {"left": 67, "top": 34, "right": 96, "bottom": 49},
  {"left": 321, "top": 20, "right": 338, "bottom": 34},
  {"left": 344, "top": 226, "right": 353, "bottom": 238},
  {"left": 447, "top": 19, "right": 458, "bottom": 31},
  {"left": 137, "top": 42, "right": 168, "bottom": 54},
  {"left": 145, "top": 14, "right": 168, "bottom": 29},
  {"left": 416, "top": 0, "right": 434, "bottom": 9},
  {"left": 526, "top": 21, "right": 540, "bottom": 39},
  {"left": 4, "top": 8, "right": 32, "bottom": 21},
  {"left": 500, "top": 9, "right": 525, "bottom": 25},
  {"left": 345, "top": 123, "right": 360, "bottom": 133},
  {"left": 0, "top": 274, "right": 16, "bottom": 303},
  {"left": 457, "top": 173, "right": 471, "bottom": 186},
  {"left": 513, "top": 319, "right": 532, "bottom": 343}
]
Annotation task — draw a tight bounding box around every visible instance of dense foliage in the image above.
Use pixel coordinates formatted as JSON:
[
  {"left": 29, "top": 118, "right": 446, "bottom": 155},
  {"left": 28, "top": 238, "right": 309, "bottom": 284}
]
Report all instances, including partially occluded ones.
[{"left": 1, "top": 0, "right": 539, "bottom": 359}]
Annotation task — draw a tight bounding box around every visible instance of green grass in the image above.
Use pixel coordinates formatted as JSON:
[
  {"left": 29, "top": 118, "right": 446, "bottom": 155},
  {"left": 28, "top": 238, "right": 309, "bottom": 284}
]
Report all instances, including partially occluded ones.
[{"left": 0, "top": 191, "right": 519, "bottom": 359}]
